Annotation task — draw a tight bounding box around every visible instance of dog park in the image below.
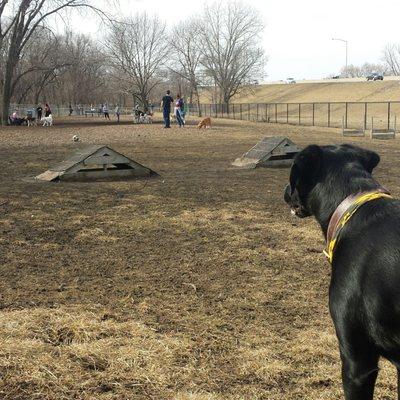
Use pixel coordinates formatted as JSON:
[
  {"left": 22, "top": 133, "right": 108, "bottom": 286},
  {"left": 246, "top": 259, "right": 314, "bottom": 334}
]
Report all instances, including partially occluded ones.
[
  {"left": 0, "top": 114, "right": 400, "bottom": 399},
  {"left": 4, "top": 0, "right": 400, "bottom": 398}
]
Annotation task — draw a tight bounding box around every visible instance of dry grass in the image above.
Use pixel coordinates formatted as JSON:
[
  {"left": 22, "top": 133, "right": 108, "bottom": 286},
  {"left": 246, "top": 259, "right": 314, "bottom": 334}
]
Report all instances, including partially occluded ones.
[
  {"left": 0, "top": 116, "right": 399, "bottom": 399},
  {"left": 201, "top": 80, "right": 400, "bottom": 104}
]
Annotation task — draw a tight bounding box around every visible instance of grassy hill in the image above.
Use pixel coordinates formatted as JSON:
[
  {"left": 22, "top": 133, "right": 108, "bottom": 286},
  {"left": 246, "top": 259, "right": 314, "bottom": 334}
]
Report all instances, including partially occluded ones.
[{"left": 201, "top": 80, "right": 400, "bottom": 104}]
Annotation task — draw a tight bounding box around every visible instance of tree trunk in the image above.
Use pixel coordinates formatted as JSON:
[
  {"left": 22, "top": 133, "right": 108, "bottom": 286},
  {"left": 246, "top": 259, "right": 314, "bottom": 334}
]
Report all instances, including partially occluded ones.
[
  {"left": 1, "top": 55, "right": 16, "bottom": 126},
  {"left": 194, "top": 85, "right": 201, "bottom": 117}
]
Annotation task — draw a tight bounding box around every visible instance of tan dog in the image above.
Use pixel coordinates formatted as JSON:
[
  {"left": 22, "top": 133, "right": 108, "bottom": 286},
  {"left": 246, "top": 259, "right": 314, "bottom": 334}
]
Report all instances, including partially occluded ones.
[{"left": 197, "top": 117, "right": 211, "bottom": 129}]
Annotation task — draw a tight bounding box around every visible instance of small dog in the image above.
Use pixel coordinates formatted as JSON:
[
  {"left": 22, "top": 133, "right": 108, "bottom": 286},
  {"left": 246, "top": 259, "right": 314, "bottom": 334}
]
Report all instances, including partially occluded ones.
[
  {"left": 42, "top": 115, "right": 53, "bottom": 126},
  {"left": 139, "top": 113, "right": 153, "bottom": 124},
  {"left": 197, "top": 117, "right": 211, "bottom": 129},
  {"left": 27, "top": 116, "right": 37, "bottom": 127}
]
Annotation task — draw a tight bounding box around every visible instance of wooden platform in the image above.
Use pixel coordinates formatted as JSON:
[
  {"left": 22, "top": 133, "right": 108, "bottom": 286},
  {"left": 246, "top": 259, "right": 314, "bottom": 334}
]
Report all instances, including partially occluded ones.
[
  {"left": 342, "top": 128, "right": 365, "bottom": 137},
  {"left": 232, "top": 136, "right": 301, "bottom": 169},
  {"left": 370, "top": 129, "right": 396, "bottom": 140},
  {"left": 36, "top": 145, "right": 158, "bottom": 182}
]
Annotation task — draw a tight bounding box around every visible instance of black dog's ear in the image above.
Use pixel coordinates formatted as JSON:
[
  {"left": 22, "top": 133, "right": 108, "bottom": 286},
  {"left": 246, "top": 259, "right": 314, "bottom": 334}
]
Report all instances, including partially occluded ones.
[
  {"left": 290, "top": 145, "right": 323, "bottom": 194},
  {"left": 341, "top": 144, "right": 380, "bottom": 173},
  {"left": 358, "top": 149, "right": 380, "bottom": 173}
]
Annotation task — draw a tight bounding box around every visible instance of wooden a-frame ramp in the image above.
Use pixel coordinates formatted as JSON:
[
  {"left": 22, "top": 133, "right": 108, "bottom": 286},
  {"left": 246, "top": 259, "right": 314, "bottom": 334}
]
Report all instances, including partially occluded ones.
[
  {"left": 232, "top": 136, "right": 301, "bottom": 169},
  {"left": 36, "top": 145, "right": 158, "bottom": 182}
]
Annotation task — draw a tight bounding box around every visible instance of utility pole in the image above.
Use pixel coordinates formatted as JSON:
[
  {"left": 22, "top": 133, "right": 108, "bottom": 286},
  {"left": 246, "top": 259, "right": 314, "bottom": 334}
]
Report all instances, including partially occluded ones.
[{"left": 332, "top": 38, "right": 348, "bottom": 74}]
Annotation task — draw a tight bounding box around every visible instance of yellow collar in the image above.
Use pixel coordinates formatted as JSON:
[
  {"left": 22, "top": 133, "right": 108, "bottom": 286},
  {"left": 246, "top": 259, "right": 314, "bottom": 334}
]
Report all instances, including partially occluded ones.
[{"left": 324, "top": 190, "right": 392, "bottom": 263}]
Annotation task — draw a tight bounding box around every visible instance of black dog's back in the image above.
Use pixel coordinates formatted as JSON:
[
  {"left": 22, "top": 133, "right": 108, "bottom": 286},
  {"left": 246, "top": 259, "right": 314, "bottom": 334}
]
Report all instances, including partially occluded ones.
[{"left": 331, "top": 198, "right": 400, "bottom": 363}]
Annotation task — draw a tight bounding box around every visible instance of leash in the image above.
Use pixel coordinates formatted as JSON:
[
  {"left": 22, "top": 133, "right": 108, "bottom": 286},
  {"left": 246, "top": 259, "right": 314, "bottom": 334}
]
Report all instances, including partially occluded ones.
[{"left": 324, "top": 189, "right": 392, "bottom": 263}]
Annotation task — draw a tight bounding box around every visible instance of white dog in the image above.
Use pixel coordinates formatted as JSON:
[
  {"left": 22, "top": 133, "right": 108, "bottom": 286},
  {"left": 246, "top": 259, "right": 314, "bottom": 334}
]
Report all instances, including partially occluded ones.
[
  {"left": 139, "top": 113, "right": 153, "bottom": 124},
  {"left": 42, "top": 114, "right": 53, "bottom": 126}
]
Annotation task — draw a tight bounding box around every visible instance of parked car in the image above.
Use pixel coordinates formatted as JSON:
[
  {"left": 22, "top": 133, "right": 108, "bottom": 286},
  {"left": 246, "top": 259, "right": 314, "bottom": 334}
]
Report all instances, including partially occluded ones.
[
  {"left": 366, "top": 73, "right": 383, "bottom": 81},
  {"left": 286, "top": 78, "right": 296, "bottom": 84},
  {"left": 332, "top": 75, "right": 340, "bottom": 79}
]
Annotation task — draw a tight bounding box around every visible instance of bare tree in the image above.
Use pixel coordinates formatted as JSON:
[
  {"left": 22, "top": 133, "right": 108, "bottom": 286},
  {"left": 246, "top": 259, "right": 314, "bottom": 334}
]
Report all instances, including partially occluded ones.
[
  {"left": 383, "top": 44, "right": 400, "bottom": 76},
  {"left": 340, "top": 64, "right": 363, "bottom": 78},
  {"left": 198, "top": 1, "right": 266, "bottom": 106},
  {"left": 341, "top": 62, "right": 386, "bottom": 78},
  {"left": 107, "top": 14, "right": 169, "bottom": 109},
  {"left": 57, "top": 32, "right": 107, "bottom": 105},
  {"left": 169, "top": 18, "right": 203, "bottom": 115},
  {"left": 0, "top": 0, "right": 107, "bottom": 125}
]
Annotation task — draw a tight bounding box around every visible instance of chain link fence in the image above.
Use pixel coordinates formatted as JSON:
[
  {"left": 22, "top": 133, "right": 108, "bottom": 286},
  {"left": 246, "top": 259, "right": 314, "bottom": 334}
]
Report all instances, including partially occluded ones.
[
  {"left": 189, "top": 102, "right": 400, "bottom": 130},
  {"left": 9, "top": 104, "right": 137, "bottom": 118}
]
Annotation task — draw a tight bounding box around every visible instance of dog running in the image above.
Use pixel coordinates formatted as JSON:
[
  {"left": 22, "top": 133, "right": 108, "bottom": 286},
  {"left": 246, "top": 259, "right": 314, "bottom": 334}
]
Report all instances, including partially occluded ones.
[{"left": 284, "top": 144, "right": 400, "bottom": 400}]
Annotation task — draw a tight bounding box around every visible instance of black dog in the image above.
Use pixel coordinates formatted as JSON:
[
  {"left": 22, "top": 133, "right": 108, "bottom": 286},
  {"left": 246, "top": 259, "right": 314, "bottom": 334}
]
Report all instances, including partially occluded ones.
[{"left": 284, "top": 144, "right": 400, "bottom": 400}]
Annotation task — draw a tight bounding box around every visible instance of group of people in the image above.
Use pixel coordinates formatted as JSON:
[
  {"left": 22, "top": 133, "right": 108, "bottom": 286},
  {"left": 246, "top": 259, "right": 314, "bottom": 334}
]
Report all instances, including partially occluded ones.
[
  {"left": 97, "top": 104, "right": 121, "bottom": 122},
  {"left": 161, "top": 90, "right": 186, "bottom": 128},
  {"left": 9, "top": 103, "right": 51, "bottom": 125},
  {"left": 9, "top": 95, "right": 186, "bottom": 127}
]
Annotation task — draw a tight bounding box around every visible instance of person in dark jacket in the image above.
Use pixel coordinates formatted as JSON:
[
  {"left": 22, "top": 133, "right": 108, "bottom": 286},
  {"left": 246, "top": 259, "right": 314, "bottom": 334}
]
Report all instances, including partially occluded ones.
[
  {"left": 160, "top": 90, "right": 173, "bottom": 128},
  {"left": 44, "top": 103, "right": 51, "bottom": 117},
  {"left": 36, "top": 104, "right": 43, "bottom": 120}
]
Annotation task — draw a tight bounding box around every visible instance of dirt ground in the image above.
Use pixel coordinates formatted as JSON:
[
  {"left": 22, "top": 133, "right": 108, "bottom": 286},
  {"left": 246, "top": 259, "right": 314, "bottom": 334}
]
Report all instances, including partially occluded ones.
[{"left": 1, "top": 116, "right": 400, "bottom": 399}]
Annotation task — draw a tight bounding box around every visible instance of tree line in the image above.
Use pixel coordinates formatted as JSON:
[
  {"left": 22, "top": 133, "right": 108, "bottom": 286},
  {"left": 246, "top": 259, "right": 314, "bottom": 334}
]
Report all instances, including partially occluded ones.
[
  {"left": 0, "top": 0, "right": 267, "bottom": 125},
  {"left": 339, "top": 45, "right": 400, "bottom": 78}
]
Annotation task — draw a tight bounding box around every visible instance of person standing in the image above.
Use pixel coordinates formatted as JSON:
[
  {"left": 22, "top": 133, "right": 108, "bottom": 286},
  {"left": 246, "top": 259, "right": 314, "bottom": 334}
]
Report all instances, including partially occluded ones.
[
  {"left": 44, "top": 103, "right": 51, "bottom": 117},
  {"left": 160, "top": 90, "right": 173, "bottom": 128},
  {"left": 175, "top": 94, "right": 185, "bottom": 127},
  {"left": 102, "top": 104, "right": 110, "bottom": 120},
  {"left": 115, "top": 105, "right": 120, "bottom": 123},
  {"left": 36, "top": 104, "right": 43, "bottom": 120},
  {"left": 69, "top": 103, "right": 73, "bottom": 116}
]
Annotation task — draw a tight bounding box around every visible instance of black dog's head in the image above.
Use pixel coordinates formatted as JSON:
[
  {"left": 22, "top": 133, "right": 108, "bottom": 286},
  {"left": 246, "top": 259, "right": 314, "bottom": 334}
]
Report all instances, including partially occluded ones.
[{"left": 284, "top": 144, "right": 380, "bottom": 218}]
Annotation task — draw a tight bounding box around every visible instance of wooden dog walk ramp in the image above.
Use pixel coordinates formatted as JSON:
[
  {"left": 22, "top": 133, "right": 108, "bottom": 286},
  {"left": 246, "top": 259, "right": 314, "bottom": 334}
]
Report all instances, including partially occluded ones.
[
  {"left": 36, "top": 145, "right": 158, "bottom": 182},
  {"left": 232, "top": 136, "right": 301, "bottom": 169}
]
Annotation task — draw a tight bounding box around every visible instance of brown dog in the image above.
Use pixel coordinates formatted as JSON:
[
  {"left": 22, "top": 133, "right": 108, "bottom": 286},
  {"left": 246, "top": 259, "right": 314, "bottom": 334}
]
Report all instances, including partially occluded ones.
[{"left": 197, "top": 117, "right": 211, "bottom": 129}]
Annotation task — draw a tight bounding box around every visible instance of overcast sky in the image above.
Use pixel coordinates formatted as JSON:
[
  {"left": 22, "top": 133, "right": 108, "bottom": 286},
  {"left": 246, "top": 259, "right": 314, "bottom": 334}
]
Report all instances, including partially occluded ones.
[{"left": 73, "top": 0, "right": 400, "bottom": 81}]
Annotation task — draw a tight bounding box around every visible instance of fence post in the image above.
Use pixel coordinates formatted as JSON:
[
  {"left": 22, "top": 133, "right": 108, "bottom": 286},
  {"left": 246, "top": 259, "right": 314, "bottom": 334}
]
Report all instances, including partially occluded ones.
[
  {"left": 312, "top": 103, "right": 315, "bottom": 126},
  {"left": 233, "top": 104, "right": 235, "bottom": 120},
  {"left": 286, "top": 104, "right": 289, "bottom": 124},
  {"left": 275, "top": 104, "right": 278, "bottom": 123},
  {"left": 388, "top": 102, "right": 391, "bottom": 130},
  {"left": 265, "top": 103, "right": 268, "bottom": 122},
  {"left": 345, "top": 102, "right": 348, "bottom": 129},
  {"left": 298, "top": 103, "right": 301, "bottom": 125},
  {"left": 327, "top": 103, "right": 331, "bottom": 127},
  {"left": 248, "top": 103, "right": 250, "bottom": 120},
  {"left": 256, "top": 103, "right": 259, "bottom": 121},
  {"left": 240, "top": 104, "right": 242, "bottom": 120},
  {"left": 364, "top": 102, "right": 368, "bottom": 130}
]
